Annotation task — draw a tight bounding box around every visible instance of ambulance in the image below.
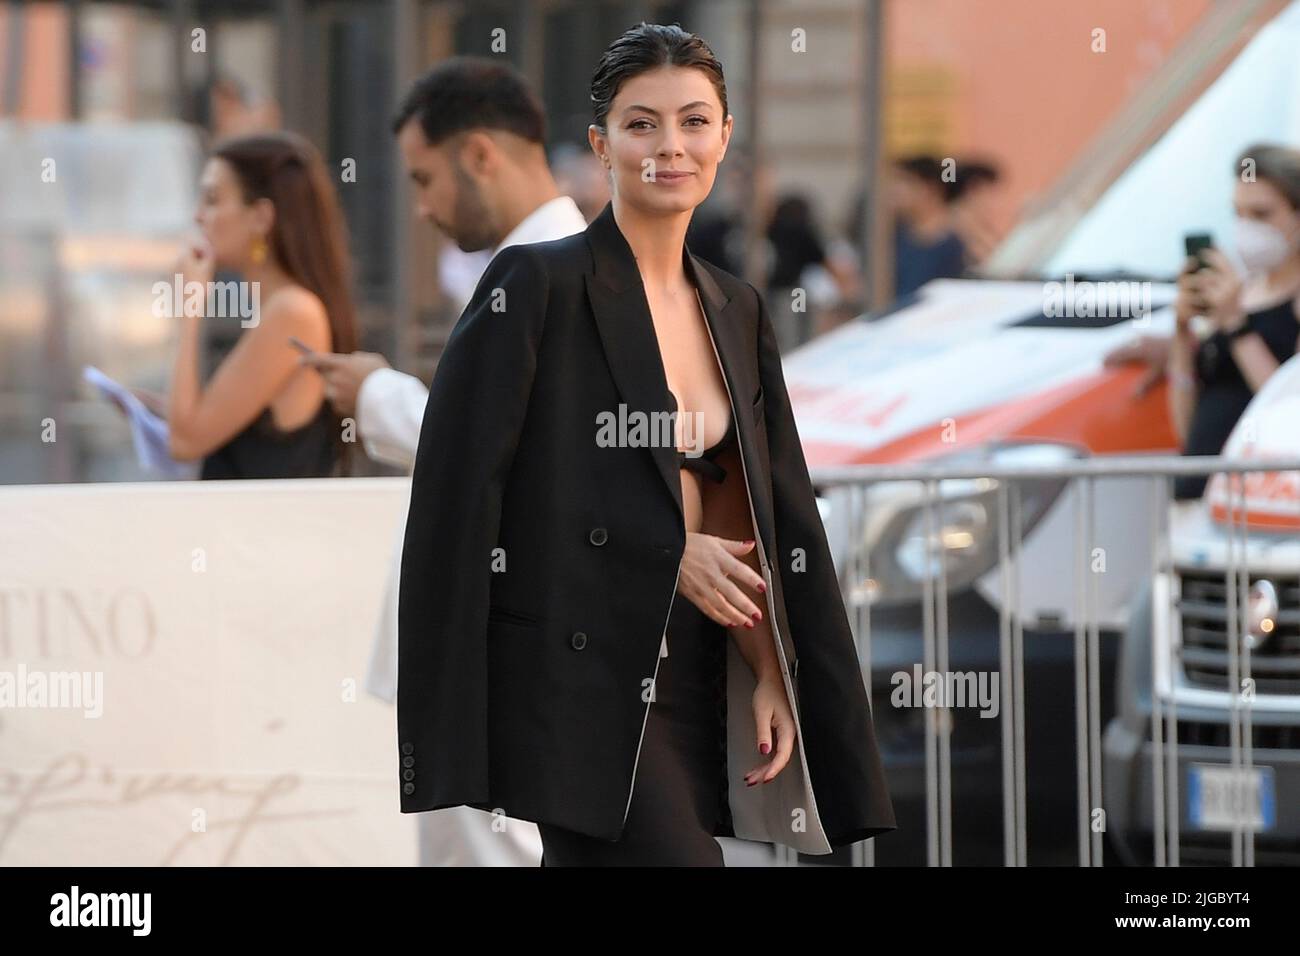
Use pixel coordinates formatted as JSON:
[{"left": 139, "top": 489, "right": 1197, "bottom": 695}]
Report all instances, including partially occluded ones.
[{"left": 1103, "top": 355, "right": 1300, "bottom": 864}]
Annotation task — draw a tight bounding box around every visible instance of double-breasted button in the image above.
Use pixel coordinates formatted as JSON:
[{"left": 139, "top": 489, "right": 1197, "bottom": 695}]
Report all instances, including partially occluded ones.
[
  {"left": 588, "top": 527, "right": 608, "bottom": 546},
  {"left": 402, "top": 756, "right": 414, "bottom": 768},
  {"left": 403, "top": 782, "right": 415, "bottom": 795},
  {"left": 401, "top": 742, "right": 413, "bottom": 755},
  {"left": 570, "top": 631, "right": 588, "bottom": 651},
  {"left": 403, "top": 769, "right": 415, "bottom": 781}
]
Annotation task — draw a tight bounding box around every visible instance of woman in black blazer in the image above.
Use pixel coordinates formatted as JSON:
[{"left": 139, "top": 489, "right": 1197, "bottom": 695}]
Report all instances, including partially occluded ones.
[{"left": 397, "top": 23, "right": 895, "bottom": 865}]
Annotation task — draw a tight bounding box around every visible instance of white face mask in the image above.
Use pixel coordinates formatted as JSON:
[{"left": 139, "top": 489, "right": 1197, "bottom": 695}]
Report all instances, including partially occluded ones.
[{"left": 1232, "top": 216, "right": 1297, "bottom": 274}]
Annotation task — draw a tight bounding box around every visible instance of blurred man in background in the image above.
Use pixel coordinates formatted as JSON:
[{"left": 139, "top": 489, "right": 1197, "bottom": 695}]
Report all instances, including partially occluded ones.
[{"left": 890, "top": 154, "right": 969, "bottom": 299}]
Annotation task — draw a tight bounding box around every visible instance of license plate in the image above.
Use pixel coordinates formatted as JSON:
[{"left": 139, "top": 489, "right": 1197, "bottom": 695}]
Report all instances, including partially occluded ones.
[{"left": 1187, "top": 763, "right": 1276, "bottom": 832}]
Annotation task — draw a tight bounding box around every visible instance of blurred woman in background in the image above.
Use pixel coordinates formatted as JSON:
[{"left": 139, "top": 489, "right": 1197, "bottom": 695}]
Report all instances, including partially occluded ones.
[
  {"left": 1168, "top": 143, "right": 1300, "bottom": 499},
  {"left": 166, "top": 130, "right": 358, "bottom": 478}
]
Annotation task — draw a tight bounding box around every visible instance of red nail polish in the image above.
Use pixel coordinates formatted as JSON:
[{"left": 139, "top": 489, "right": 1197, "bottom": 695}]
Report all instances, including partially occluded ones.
[
  {"left": 760, "top": 742, "right": 770, "bottom": 754},
  {"left": 758, "top": 582, "right": 766, "bottom": 593},
  {"left": 745, "top": 620, "right": 755, "bottom": 629}
]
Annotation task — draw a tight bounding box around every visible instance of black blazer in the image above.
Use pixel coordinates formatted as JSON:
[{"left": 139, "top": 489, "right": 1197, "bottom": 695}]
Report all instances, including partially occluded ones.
[{"left": 397, "top": 200, "right": 896, "bottom": 852}]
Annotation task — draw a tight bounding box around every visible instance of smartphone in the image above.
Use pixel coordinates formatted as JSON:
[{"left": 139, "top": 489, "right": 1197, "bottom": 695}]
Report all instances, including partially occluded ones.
[
  {"left": 287, "top": 335, "right": 315, "bottom": 356},
  {"left": 1184, "top": 233, "right": 1213, "bottom": 272}
]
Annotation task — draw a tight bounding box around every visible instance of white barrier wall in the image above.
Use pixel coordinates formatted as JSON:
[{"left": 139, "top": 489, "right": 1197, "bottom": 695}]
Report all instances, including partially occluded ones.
[{"left": 0, "top": 477, "right": 415, "bottom": 865}]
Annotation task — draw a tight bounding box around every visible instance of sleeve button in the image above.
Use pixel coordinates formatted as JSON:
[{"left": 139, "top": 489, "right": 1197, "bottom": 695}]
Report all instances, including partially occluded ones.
[
  {"left": 403, "top": 783, "right": 415, "bottom": 795},
  {"left": 588, "top": 527, "right": 608, "bottom": 546},
  {"left": 570, "top": 631, "right": 588, "bottom": 651}
]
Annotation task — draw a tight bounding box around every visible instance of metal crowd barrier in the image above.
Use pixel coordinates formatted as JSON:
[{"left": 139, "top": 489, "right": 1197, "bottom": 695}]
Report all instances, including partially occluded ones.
[{"left": 809, "top": 454, "right": 1300, "bottom": 868}]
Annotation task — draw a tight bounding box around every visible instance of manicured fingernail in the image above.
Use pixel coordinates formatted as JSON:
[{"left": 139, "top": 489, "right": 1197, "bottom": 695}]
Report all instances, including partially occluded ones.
[
  {"left": 760, "top": 742, "right": 770, "bottom": 754},
  {"left": 745, "top": 620, "right": 755, "bottom": 629},
  {"left": 758, "top": 582, "right": 766, "bottom": 593},
  {"left": 744, "top": 539, "right": 754, "bottom": 546},
  {"left": 752, "top": 611, "right": 761, "bottom": 622}
]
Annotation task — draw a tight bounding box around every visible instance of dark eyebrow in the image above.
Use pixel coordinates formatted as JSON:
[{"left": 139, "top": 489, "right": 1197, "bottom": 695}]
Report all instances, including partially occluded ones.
[{"left": 623, "top": 101, "right": 714, "bottom": 117}]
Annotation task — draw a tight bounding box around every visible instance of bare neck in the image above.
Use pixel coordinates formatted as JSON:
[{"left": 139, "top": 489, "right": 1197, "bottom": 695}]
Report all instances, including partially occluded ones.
[{"left": 613, "top": 198, "right": 693, "bottom": 296}]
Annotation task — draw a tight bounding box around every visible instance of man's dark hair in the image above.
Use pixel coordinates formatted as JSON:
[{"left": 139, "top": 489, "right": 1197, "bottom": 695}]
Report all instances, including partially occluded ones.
[
  {"left": 391, "top": 56, "right": 546, "bottom": 146},
  {"left": 895, "top": 154, "right": 999, "bottom": 204},
  {"left": 948, "top": 158, "right": 1001, "bottom": 202},
  {"left": 894, "top": 154, "right": 950, "bottom": 206},
  {"left": 894, "top": 154, "right": 945, "bottom": 187}
]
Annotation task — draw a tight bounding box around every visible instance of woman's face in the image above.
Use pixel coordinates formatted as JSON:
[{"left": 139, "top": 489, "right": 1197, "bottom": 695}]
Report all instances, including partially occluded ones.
[
  {"left": 1233, "top": 177, "right": 1300, "bottom": 243},
  {"left": 590, "top": 65, "right": 732, "bottom": 216},
  {"left": 193, "top": 157, "right": 273, "bottom": 270}
]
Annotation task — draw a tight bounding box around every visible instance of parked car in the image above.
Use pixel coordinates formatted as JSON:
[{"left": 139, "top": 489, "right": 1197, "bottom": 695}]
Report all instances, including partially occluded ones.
[{"left": 1104, "top": 353, "right": 1300, "bottom": 865}]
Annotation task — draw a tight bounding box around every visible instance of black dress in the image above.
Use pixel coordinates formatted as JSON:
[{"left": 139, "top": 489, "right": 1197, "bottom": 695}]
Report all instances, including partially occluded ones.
[
  {"left": 199, "top": 403, "right": 339, "bottom": 479},
  {"left": 197, "top": 300, "right": 341, "bottom": 480},
  {"left": 1173, "top": 298, "right": 1300, "bottom": 500}
]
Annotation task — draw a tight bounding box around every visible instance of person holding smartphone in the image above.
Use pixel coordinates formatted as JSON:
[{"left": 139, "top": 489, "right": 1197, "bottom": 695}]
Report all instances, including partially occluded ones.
[{"left": 1166, "top": 144, "right": 1300, "bottom": 499}]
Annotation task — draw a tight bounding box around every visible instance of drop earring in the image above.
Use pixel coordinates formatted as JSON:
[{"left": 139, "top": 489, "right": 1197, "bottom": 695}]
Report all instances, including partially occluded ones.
[{"left": 250, "top": 236, "right": 268, "bottom": 265}]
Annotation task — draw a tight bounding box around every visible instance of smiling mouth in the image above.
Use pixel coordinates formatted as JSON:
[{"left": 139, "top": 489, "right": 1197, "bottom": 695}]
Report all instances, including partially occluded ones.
[{"left": 654, "top": 171, "right": 694, "bottom": 180}]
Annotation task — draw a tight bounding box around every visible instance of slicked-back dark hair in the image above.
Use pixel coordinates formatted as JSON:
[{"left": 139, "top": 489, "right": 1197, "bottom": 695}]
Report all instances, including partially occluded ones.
[
  {"left": 590, "top": 22, "right": 728, "bottom": 131},
  {"left": 391, "top": 56, "right": 546, "bottom": 146}
]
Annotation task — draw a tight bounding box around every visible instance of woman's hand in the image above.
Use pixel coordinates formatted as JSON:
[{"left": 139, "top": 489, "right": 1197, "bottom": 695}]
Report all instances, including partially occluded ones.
[
  {"left": 1188, "top": 248, "right": 1247, "bottom": 332},
  {"left": 676, "top": 532, "right": 766, "bottom": 628},
  {"left": 172, "top": 233, "right": 216, "bottom": 288},
  {"left": 746, "top": 673, "right": 795, "bottom": 786}
]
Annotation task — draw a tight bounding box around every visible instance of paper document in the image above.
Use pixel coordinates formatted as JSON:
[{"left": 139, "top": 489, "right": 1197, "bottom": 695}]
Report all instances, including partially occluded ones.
[{"left": 82, "top": 366, "right": 198, "bottom": 479}]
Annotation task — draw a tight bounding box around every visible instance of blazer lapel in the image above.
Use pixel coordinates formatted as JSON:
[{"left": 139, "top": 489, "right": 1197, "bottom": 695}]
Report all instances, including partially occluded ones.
[{"left": 583, "top": 202, "right": 747, "bottom": 531}]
